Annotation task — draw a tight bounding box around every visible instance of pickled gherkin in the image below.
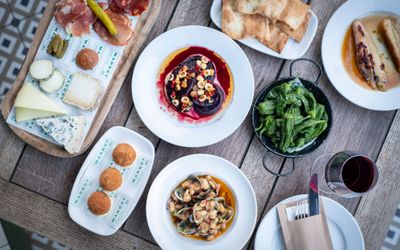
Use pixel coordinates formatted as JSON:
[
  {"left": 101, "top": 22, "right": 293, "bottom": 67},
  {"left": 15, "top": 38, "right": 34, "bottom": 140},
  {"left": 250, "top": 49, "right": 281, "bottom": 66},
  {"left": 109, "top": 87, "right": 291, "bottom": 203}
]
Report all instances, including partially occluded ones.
[{"left": 47, "top": 34, "right": 69, "bottom": 59}]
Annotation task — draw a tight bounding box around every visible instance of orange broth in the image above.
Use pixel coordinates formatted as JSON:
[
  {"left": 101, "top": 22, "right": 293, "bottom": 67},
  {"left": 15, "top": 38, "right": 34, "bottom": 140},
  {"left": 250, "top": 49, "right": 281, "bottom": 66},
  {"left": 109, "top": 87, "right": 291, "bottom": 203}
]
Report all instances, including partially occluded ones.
[{"left": 170, "top": 175, "right": 235, "bottom": 241}]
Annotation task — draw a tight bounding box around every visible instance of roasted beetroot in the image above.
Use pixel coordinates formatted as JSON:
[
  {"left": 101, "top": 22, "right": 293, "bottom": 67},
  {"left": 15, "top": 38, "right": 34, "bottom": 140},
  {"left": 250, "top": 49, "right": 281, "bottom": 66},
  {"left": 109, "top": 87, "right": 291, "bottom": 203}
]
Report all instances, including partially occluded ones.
[{"left": 164, "top": 54, "right": 224, "bottom": 117}]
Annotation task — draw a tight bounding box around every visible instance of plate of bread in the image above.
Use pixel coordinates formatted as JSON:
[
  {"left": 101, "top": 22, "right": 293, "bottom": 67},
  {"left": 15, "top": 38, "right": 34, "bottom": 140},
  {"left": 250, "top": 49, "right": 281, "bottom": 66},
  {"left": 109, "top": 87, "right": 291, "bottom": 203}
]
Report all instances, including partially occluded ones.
[
  {"left": 322, "top": 0, "right": 400, "bottom": 111},
  {"left": 210, "top": 0, "right": 318, "bottom": 59}
]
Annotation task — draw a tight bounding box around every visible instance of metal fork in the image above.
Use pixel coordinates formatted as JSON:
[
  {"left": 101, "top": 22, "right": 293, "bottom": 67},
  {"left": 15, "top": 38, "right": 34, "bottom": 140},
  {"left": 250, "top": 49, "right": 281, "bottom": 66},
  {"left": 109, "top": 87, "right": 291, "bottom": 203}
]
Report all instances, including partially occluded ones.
[{"left": 294, "top": 200, "right": 309, "bottom": 220}]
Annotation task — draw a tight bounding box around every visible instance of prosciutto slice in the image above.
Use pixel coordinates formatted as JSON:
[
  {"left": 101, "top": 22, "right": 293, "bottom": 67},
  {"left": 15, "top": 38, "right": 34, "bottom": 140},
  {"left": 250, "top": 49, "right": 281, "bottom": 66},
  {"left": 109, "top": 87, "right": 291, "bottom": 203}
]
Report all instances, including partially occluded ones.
[
  {"left": 109, "top": 0, "right": 149, "bottom": 16},
  {"left": 93, "top": 8, "right": 134, "bottom": 46},
  {"left": 55, "top": 0, "right": 95, "bottom": 36}
]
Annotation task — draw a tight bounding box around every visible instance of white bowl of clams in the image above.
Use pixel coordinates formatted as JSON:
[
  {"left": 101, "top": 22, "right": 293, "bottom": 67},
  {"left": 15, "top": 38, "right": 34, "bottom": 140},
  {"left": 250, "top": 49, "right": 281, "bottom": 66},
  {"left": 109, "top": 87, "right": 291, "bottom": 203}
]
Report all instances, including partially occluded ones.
[{"left": 146, "top": 154, "right": 257, "bottom": 250}]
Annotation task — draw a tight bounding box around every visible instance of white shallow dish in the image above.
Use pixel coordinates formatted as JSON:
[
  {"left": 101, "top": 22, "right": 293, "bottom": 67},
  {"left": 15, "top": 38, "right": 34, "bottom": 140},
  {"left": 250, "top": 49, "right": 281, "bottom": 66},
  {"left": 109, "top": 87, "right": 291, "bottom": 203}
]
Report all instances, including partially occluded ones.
[
  {"left": 68, "top": 126, "right": 155, "bottom": 236},
  {"left": 210, "top": 0, "right": 318, "bottom": 59},
  {"left": 146, "top": 154, "right": 257, "bottom": 250},
  {"left": 322, "top": 0, "right": 400, "bottom": 111},
  {"left": 254, "top": 194, "right": 365, "bottom": 250},
  {"left": 132, "top": 25, "right": 254, "bottom": 148}
]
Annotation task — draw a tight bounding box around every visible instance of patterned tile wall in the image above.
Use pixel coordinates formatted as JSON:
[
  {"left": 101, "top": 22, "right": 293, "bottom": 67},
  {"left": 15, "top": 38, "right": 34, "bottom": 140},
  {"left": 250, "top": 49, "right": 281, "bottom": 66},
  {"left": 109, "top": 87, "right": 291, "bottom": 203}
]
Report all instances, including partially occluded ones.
[
  {"left": 0, "top": 0, "right": 45, "bottom": 103},
  {"left": 383, "top": 207, "right": 400, "bottom": 250},
  {"left": 0, "top": 1, "right": 399, "bottom": 249}
]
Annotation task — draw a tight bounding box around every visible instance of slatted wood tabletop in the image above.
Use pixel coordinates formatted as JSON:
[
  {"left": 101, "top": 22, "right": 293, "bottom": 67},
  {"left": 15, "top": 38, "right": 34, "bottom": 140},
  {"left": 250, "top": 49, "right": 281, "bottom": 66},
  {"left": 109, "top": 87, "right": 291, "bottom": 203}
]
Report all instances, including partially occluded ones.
[{"left": 0, "top": 0, "right": 399, "bottom": 249}]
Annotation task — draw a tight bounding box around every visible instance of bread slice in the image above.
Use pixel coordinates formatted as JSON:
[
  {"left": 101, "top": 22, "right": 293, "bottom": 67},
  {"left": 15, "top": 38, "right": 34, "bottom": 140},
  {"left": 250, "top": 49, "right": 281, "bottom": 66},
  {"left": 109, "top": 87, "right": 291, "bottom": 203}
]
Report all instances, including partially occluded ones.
[
  {"left": 380, "top": 17, "right": 400, "bottom": 72},
  {"left": 258, "top": 22, "right": 289, "bottom": 53},
  {"left": 236, "top": 0, "right": 310, "bottom": 31},
  {"left": 279, "top": 0, "right": 310, "bottom": 31},
  {"left": 36, "top": 115, "right": 86, "bottom": 154},
  {"left": 243, "top": 14, "right": 272, "bottom": 42},
  {"left": 276, "top": 12, "right": 310, "bottom": 42},
  {"left": 63, "top": 73, "right": 102, "bottom": 110},
  {"left": 222, "top": 0, "right": 271, "bottom": 41},
  {"left": 222, "top": 0, "right": 288, "bottom": 52},
  {"left": 236, "top": 0, "right": 286, "bottom": 23},
  {"left": 222, "top": 0, "right": 248, "bottom": 39}
]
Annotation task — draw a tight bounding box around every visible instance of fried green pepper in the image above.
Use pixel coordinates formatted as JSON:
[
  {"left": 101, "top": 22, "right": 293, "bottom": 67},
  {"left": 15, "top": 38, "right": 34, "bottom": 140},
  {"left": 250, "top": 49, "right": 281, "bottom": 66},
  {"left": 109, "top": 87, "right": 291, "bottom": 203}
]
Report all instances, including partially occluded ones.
[
  {"left": 256, "top": 78, "right": 328, "bottom": 153},
  {"left": 257, "top": 100, "right": 275, "bottom": 115}
]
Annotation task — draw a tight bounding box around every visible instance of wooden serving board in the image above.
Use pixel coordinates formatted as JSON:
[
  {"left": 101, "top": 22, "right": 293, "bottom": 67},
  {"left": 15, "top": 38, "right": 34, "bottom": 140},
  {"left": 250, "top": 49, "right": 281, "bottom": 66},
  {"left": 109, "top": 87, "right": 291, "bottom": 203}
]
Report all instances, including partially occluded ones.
[{"left": 0, "top": 0, "right": 161, "bottom": 158}]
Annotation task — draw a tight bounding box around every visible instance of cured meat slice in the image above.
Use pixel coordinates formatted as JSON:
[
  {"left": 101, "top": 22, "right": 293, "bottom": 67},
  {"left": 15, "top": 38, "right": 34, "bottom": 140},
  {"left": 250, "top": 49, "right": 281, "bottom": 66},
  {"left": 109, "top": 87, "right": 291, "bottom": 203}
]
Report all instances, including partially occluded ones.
[
  {"left": 55, "top": 0, "right": 95, "bottom": 36},
  {"left": 109, "top": 0, "right": 126, "bottom": 14},
  {"left": 127, "top": 0, "right": 149, "bottom": 16},
  {"left": 109, "top": 0, "right": 149, "bottom": 16},
  {"left": 113, "top": 0, "right": 131, "bottom": 9},
  {"left": 68, "top": 8, "right": 95, "bottom": 36},
  {"left": 55, "top": 0, "right": 87, "bottom": 27},
  {"left": 93, "top": 8, "right": 134, "bottom": 46}
]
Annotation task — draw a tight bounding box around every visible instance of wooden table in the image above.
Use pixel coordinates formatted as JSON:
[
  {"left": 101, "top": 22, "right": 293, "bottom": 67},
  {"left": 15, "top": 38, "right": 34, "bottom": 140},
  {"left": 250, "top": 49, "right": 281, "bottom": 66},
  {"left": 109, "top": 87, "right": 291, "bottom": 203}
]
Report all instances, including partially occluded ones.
[{"left": 0, "top": 0, "right": 399, "bottom": 249}]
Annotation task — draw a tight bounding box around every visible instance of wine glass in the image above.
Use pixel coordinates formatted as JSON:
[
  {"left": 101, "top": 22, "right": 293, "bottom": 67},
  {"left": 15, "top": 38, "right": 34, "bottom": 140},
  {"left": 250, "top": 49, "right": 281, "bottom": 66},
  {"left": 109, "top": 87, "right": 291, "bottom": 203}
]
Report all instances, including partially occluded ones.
[{"left": 310, "top": 150, "right": 378, "bottom": 198}]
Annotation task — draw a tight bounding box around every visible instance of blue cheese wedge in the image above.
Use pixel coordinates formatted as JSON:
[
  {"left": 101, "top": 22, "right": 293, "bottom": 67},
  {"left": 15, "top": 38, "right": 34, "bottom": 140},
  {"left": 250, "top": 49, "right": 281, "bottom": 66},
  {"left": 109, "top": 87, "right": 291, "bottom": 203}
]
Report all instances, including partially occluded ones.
[
  {"left": 36, "top": 115, "right": 86, "bottom": 154},
  {"left": 63, "top": 73, "right": 102, "bottom": 110}
]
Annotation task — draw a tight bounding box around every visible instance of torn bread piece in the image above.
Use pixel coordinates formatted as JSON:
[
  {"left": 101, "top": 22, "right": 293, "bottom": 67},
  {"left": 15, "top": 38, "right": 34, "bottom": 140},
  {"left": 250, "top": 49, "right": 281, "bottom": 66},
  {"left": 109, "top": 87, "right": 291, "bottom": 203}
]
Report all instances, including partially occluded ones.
[
  {"left": 259, "top": 23, "right": 289, "bottom": 53},
  {"left": 236, "top": 0, "right": 286, "bottom": 23},
  {"left": 279, "top": 0, "right": 310, "bottom": 30},
  {"left": 276, "top": 12, "right": 310, "bottom": 42},
  {"left": 63, "top": 73, "right": 102, "bottom": 110},
  {"left": 222, "top": 0, "right": 288, "bottom": 53},
  {"left": 222, "top": 0, "right": 271, "bottom": 41},
  {"left": 36, "top": 115, "right": 86, "bottom": 154},
  {"left": 242, "top": 14, "right": 272, "bottom": 42},
  {"left": 379, "top": 17, "right": 400, "bottom": 72},
  {"left": 222, "top": 0, "right": 248, "bottom": 39},
  {"left": 236, "top": 0, "right": 310, "bottom": 31}
]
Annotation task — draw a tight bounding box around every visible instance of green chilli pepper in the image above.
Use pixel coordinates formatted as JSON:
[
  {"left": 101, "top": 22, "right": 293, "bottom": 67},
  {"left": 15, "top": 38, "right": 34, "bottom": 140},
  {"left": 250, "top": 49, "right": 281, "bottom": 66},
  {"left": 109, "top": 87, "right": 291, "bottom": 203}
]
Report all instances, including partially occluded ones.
[{"left": 256, "top": 78, "right": 328, "bottom": 153}]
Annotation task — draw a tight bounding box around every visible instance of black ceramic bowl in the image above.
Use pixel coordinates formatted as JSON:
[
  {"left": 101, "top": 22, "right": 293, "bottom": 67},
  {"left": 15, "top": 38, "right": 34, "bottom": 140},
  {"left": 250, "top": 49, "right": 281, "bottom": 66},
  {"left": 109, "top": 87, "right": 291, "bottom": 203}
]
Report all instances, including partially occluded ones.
[{"left": 251, "top": 59, "right": 333, "bottom": 176}]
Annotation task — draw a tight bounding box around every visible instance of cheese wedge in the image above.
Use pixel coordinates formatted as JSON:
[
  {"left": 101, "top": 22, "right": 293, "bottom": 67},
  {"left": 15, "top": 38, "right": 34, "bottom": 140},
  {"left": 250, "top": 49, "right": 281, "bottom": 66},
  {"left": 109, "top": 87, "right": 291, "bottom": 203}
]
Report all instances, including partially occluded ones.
[
  {"left": 63, "top": 73, "right": 102, "bottom": 110},
  {"left": 15, "top": 108, "right": 64, "bottom": 122},
  {"left": 14, "top": 83, "right": 67, "bottom": 122},
  {"left": 36, "top": 115, "right": 86, "bottom": 154}
]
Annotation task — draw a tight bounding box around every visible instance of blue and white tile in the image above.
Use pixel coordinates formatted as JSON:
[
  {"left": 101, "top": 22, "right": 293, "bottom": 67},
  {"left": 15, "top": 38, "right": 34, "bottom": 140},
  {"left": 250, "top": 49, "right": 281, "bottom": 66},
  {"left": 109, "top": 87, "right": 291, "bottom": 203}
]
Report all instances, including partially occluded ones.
[
  {"left": 382, "top": 207, "right": 400, "bottom": 250},
  {"left": 18, "top": 13, "right": 41, "bottom": 45},
  {"left": 7, "top": 0, "right": 47, "bottom": 19},
  {"left": 0, "top": 24, "right": 25, "bottom": 102},
  {"left": 0, "top": 0, "right": 13, "bottom": 29},
  {"left": 7, "top": 11, "right": 27, "bottom": 34}
]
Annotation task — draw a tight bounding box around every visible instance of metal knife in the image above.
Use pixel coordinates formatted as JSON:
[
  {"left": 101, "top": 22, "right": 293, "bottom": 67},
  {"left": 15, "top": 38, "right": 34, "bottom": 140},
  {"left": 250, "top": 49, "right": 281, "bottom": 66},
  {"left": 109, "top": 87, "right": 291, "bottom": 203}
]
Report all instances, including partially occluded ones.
[{"left": 309, "top": 173, "right": 319, "bottom": 216}]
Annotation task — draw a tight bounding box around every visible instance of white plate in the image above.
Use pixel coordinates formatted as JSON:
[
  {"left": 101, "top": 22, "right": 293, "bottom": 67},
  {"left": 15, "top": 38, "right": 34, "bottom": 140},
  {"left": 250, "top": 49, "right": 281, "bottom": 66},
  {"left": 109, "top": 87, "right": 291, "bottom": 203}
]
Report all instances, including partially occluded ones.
[
  {"left": 146, "top": 154, "right": 257, "bottom": 250},
  {"left": 68, "top": 126, "right": 155, "bottom": 236},
  {"left": 322, "top": 0, "right": 400, "bottom": 111},
  {"left": 254, "top": 194, "right": 364, "bottom": 250},
  {"left": 132, "top": 25, "right": 254, "bottom": 148},
  {"left": 210, "top": 0, "right": 318, "bottom": 59}
]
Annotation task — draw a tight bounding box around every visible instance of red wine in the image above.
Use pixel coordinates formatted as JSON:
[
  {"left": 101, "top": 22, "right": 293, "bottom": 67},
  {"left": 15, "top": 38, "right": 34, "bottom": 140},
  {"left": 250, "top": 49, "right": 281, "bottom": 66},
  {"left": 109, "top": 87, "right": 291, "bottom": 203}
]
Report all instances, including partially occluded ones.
[{"left": 342, "top": 156, "right": 375, "bottom": 193}]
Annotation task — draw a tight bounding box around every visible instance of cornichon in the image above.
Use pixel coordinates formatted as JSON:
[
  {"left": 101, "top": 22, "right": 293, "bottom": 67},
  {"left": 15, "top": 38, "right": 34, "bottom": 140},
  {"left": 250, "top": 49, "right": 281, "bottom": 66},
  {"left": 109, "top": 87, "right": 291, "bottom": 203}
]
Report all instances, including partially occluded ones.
[
  {"left": 55, "top": 38, "right": 64, "bottom": 57},
  {"left": 47, "top": 34, "right": 69, "bottom": 59},
  {"left": 256, "top": 78, "right": 328, "bottom": 153},
  {"left": 87, "top": 0, "right": 117, "bottom": 36},
  {"left": 57, "top": 40, "right": 69, "bottom": 59}
]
